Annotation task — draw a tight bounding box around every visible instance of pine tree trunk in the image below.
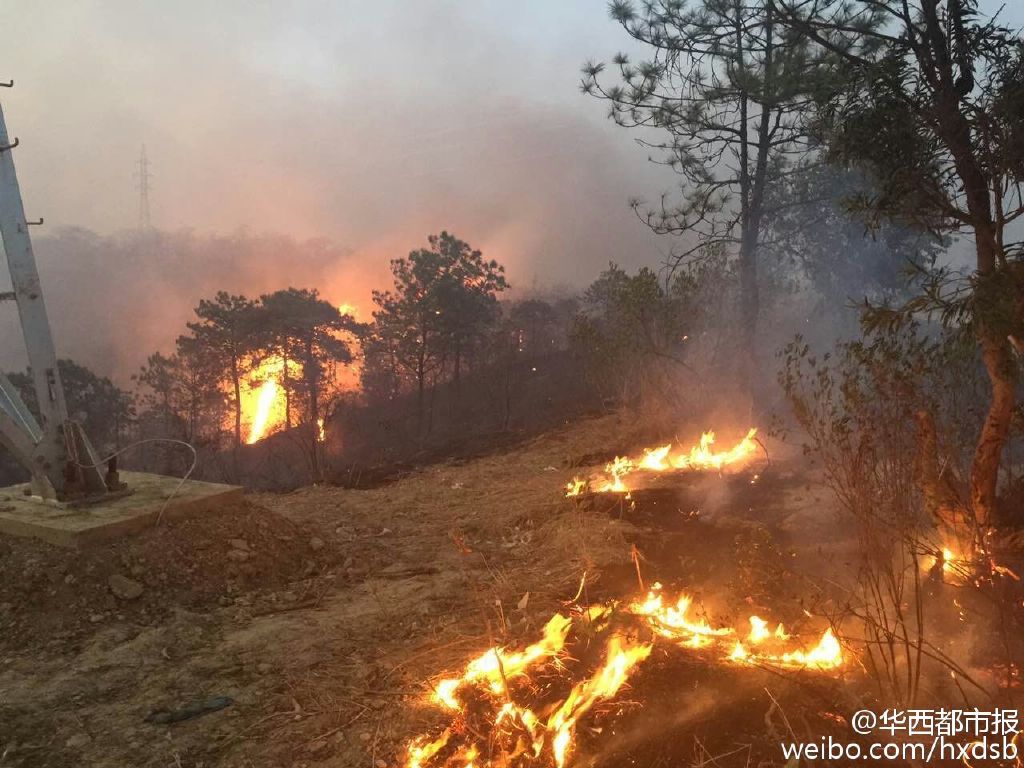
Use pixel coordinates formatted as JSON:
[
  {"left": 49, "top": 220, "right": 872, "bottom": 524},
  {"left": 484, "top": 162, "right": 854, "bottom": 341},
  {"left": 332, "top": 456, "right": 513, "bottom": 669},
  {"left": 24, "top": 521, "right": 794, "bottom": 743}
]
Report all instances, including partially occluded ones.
[
  {"left": 972, "top": 310, "right": 1016, "bottom": 528},
  {"left": 738, "top": 2, "right": 774, "bottom": 402},
  {"left": 306, "top": 340, "right": 321, "bottom": 482},
  {"left": 231, "top": 356, "right": 242, "bottom": 447},
  {"left": 283, "top": 351, "right": 291, "bottom": 429},
  {"left": 416, "top": 326, "right": 427, "bottom": 442},
  {"left": 937, "top": 92, "right": 1016, "bottom": 529}
]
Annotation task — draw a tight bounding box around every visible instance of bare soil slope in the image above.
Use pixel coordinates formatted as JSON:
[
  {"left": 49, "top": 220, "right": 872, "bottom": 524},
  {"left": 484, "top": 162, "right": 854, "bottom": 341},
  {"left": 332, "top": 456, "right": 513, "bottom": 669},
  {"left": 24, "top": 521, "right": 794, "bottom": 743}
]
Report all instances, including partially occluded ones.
[{"left": 0, "top": 414, "right": 838, "bottom": 767}]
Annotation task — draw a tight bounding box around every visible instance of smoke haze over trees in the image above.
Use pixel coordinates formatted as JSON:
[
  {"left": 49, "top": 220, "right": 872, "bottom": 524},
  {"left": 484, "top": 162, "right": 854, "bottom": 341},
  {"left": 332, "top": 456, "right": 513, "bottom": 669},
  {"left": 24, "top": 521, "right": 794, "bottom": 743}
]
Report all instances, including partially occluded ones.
[{"left": 0, "top": 0, "right": 1021, "bottom": 525}]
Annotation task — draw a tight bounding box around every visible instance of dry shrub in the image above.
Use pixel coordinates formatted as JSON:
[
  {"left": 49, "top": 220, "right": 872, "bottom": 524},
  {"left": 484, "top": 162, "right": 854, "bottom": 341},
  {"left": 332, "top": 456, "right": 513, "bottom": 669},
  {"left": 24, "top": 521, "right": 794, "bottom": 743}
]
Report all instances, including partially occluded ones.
[{"left": 779, "top": 321, "right": 1023, "bottom": 706}]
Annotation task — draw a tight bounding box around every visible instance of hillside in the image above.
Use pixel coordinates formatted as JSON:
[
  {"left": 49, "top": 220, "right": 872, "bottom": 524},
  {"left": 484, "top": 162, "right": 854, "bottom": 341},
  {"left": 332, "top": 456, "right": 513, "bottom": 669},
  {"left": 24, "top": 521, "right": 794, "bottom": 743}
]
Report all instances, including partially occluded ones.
[{"left": 1, "top": 414, "right": 872, "bottom": 767}]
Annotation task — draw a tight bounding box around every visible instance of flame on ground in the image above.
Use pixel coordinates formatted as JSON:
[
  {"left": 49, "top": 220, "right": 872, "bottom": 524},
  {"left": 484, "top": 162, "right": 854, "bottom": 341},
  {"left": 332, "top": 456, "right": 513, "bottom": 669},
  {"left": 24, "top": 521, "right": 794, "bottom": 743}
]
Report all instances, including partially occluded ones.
[
  {"left": 566, "top": 428, "right": 759, "bottom": 497},
  {"left": 547, "top": 636, "right": 651, "bottom": 768},
  {"left": 405, "top": 582, "right": 843, "bottom": 768},
  {"left": 431, "top": 613, "right": 573, "bottom": 710}
]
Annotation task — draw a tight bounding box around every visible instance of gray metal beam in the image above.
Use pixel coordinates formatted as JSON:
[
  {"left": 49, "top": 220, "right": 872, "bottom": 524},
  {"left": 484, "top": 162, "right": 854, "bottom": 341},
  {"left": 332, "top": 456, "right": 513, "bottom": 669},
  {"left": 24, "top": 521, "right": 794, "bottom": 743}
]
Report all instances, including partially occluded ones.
[
  {"left": 0, "top": 371, "right": 41, "bottom": 442},
  {"left": 0, "top": 101, "right": 69, "bottom": 492},
  {"left": 0, "top": 407, "right": 55, "bottom": 498}
]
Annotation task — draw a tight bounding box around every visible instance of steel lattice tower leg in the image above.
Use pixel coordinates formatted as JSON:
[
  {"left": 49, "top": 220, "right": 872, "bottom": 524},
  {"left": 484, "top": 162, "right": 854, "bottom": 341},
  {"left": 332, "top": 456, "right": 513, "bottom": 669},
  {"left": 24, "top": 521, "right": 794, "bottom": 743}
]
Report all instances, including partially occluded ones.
[{"left": 0, "top": 94, "right": 108, "bottom": 500}]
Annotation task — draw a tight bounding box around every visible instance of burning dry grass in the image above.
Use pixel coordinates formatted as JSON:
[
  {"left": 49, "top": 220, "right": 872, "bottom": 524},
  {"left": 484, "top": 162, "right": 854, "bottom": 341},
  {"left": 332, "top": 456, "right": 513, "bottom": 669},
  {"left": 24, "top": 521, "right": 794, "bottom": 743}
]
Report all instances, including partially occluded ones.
[
  {"left": 566, "top": 428, "right": 761, "bottom": 497},
  {"left": 5, "top": 411, "right": 1021, "bottom": 767},
  {"left": 244, "top": 414, "right": 880, "bottom": 768},
  {"left": 403, "top": 581, "right": 843, "bottom": 768},
  {"left": 317, "top": 420, "right": 850, "bottom": 768}
]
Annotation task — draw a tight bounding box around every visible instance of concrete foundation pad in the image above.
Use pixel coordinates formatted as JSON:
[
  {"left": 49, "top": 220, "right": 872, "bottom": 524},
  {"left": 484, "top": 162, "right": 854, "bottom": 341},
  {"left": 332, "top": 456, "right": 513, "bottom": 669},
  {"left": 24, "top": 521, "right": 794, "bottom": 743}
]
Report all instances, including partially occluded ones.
[{"left": 0, "top": 471, "right": 244, "bottom": 548}]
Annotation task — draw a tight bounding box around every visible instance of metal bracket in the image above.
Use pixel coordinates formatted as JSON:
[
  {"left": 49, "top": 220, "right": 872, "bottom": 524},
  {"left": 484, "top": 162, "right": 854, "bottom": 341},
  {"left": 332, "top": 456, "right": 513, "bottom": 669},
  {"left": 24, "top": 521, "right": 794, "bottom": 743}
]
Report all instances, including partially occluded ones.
[{"left": 0, "top": 138, "right": 18, "bottom": 153}]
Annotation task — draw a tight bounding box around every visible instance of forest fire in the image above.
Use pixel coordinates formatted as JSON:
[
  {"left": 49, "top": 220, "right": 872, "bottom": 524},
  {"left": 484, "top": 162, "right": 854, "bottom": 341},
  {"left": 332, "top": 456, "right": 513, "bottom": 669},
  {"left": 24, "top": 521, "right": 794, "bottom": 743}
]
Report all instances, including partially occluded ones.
[
  {"left": 566, "top": 428, "right": 759, "bottom": 496},
  {"left": 406, "top": 583, "right": 843, "bottom": 768},
  {"left": 245, "top": 357, "right": 286, "bottom": 444},
  {"left": 2, "top": 2, "right": 1024, "bottom": 767},
  {"left": 242, "top": 302, "right": 357, "bottom": 444}
]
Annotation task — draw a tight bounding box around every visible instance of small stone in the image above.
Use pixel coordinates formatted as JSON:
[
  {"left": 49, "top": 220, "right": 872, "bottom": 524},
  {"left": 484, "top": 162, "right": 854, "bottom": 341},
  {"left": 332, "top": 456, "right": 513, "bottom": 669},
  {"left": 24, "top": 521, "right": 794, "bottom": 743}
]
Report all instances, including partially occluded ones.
[
  {"left": 359, "top": 732, "right": 372, "bottom": 742},
  {"left": 227, "top": 549, "right": 250, "bottom": 563},
  {"left": 108, "top": 574, "right": 144, "bottom": 601},
  {"left": 218, "top": 595, "right": 234, "bottom": 607},
  {"left": 256, "top": 662, "right": 273, "bottom": 675},
  {"left": 309, "top": 739, "right": 331, "bottom": 756},
  {"left": 309, "top": 536, "right": 325, "bottom": 552},
  {"left": 228, "top": 538, "right": 249, "bottom": 551},
  {"left": 65, "top": 732, "right": 91, "bottom": 748},
  {"left": 88, "top": 613, "right": 104, "bottom": 624},
  {"left": 376, "top": 761, "right": 387, "bottom": 768},
  {"left": 63, "top": 573, "right": 76, "bottom": 585}
]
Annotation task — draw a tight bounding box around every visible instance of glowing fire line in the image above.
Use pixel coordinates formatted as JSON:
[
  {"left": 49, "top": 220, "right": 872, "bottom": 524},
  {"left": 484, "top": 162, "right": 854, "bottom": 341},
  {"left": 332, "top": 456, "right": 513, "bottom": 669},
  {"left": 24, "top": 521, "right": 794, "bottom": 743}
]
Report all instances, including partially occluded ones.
[{"left": 567, "top": 428, "right": 759, "bottom": 497}]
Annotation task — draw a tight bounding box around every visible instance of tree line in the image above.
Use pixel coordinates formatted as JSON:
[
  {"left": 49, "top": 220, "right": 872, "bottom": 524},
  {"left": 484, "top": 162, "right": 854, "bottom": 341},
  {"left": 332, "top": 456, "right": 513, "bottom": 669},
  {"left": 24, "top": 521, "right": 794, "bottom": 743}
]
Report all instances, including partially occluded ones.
[
  {"left": 0, "top": 232, "right": 583, "bottom": 486},
  {"left": 4, "top": 221, "right": 911, "bottom": 492}
]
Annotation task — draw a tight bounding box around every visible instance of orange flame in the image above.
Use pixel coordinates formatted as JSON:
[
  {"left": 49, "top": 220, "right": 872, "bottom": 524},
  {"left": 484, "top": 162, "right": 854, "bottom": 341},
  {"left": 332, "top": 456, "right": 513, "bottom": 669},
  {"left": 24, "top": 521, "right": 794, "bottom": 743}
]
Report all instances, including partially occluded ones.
[
  {"left": 241, "top": 301, "right": 358, "bottom": 444},
  {"left": 245, "top": 357, "right": 286, "bottom": 444},
  {"left": 546, "top": 635, "right": 652, "bottom": 768},
  {"left": 405, "top": 582, "right": 843, "bottom": 768},
  {"left": 567, "top": 428, "right": 759, "bottom": 496},
  {"left": 431, "top": 613, "right": 573, "bottom": 711}
]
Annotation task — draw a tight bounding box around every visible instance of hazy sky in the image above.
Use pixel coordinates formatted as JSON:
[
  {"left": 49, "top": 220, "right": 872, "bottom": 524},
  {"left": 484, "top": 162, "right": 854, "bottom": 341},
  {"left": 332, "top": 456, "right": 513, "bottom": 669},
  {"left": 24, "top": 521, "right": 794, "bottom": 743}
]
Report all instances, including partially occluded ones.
[
  {"left": 1, "top": 0, "right": 1021, "bottom": 382},
  {"left": 4, "top": 1, "right": 671, "bottom": 280}
]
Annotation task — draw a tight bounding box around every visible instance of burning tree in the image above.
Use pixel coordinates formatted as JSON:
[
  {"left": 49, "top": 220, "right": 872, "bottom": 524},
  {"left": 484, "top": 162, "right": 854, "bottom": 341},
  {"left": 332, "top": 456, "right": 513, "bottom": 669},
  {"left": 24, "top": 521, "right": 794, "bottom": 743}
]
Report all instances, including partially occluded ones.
[
  {"left": 253, "top": 288, "right": 356, "bottom": 476},
  {"left": 183, "top": 292, "right": 259, "bottom": 448}
]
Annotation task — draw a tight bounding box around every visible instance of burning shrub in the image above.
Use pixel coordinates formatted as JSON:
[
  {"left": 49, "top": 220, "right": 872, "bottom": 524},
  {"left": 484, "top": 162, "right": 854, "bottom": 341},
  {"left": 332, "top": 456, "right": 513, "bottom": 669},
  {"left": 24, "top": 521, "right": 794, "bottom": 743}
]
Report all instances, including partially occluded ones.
[{"left": 779, "top": 320, "right": 1024, "bottom": 704}]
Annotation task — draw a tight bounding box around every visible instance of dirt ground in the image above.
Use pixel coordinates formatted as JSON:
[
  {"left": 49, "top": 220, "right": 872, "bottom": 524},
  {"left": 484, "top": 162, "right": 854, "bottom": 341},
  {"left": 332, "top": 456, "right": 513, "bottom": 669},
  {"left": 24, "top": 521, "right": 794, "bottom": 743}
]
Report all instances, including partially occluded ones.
[{"left": 0, "top": 415, "right": 922, "bottom": 767}]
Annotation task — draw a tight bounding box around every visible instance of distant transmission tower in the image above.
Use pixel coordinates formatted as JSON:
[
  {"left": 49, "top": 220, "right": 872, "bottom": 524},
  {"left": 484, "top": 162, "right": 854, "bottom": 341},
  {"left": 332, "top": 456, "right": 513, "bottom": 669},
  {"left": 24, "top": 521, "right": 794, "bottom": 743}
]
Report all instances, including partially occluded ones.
[{"left": 136, "top": 144, "right": 152, "bottom": 230}]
